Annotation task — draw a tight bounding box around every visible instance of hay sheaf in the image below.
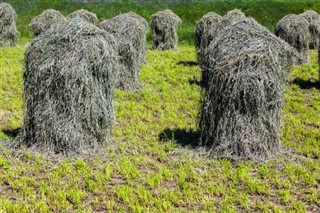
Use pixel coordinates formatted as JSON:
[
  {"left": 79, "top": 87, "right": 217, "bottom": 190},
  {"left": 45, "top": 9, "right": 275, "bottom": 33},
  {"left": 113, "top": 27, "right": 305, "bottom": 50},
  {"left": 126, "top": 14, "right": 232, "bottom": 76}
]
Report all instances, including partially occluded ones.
[
  {"left": 0, "top": 2, "right": 17, "bottom": 47},
  {"left": 99, "top": 12, "right": 147, "bottom": 90},
  {"left": 275, "top": 14, "right": 310, "bottom": 65},
  {"left": 21, "top": 17, "right": 118, "bottom": 155},
  {"left": 29, "top": 9, "right": 66, "bottom": 37},
  {"left": 151, "top": 9, "right": 182, "bottom": 50},
  {"left": 299, "top": 10, "right": 320, "bottom": 49},
  {"left": 200, "top": 18, "right": 297, "bottom": 162},
  {"left": 195, "top": 12, "right": 221, "bottom": 63},
  {"left": 202, "top": 9, "right": 246, "bottom": 87},
  {"left": 68, "top": 9, "right": 98, "bottom": 24}
]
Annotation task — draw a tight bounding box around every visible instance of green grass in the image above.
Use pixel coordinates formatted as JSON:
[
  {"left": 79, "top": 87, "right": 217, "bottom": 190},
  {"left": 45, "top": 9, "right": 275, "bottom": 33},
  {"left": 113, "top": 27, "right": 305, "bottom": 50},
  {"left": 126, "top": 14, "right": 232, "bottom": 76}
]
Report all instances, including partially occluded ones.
[{"left": 1, "top": 1, "right": 320, "bottom": 212}]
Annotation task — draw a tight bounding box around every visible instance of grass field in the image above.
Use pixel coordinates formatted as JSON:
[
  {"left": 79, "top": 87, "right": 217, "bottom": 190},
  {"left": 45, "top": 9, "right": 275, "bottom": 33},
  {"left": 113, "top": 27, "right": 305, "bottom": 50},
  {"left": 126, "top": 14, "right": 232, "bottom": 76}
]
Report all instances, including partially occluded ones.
[{"left": 1, "top": 0, "right": 320, "bottom": 212}]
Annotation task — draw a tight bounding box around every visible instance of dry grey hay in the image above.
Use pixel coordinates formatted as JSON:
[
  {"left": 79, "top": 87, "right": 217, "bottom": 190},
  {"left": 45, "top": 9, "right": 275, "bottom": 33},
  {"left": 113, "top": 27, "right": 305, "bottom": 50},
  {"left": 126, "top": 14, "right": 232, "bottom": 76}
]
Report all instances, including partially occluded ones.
[
  {"left": 99, "top": 12, "right": 147, "bottom": 90},
  {"left": 195, "top": 12, "right": 221, "bottom": 64},
  {"left": 200, "top": 18, "right": 297, "bottom": 162},
  {"left": 20, "top": 17, "right": 118, "bottom": 155},
  {"left": 151, "top": 9, "right": 182, "bottom": 50},
  {"left": 275, "top": 14, "right": 310, "bottom": 65},
  {"left": 299, "top": 10, "right": 320, "bottom": 49},
  {"left": 68, "top": 9, "right": 98, "bottom": 24},
  {"left": 0, "top": 2, "right": 17, "bottom": 47},
  {"left": 29, "top": 9, "right": 66, "bottom": 37},
  {"left": 201, "top": 9, "right": 246, "bottom": 87}
]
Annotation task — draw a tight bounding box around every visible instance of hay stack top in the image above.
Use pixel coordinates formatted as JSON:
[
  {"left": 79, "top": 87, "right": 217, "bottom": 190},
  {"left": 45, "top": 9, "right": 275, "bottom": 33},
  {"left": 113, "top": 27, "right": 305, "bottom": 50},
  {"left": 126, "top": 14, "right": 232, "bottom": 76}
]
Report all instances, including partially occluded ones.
[
  {"left": 29, "top": 9, "right": 66, "bottom": 37},
  {"left": 68, "top": 9, "right": 98, "bottom": 24},
  {"left": 125, "top": 11, "right": 148, "bottom": 29},
  {"left": 195, "top": 12, "right": 221, "bottom": 61},
  {"left": 99, "top": 12, "right": 147, "bottom": 33},
  {"left": 0, "top": 2, "right": 17, "bottom": 47},
  {"left": 151, "top": 9, "right": 182, "bottom": 28},
  {"left": 299, "top": 10, "right": 320, "bottom": 49},
  {"left": 275, "top": 14, "right": 310, "bottom": 44},
  {"left": 0, "top": 2, "right": 16, "bottom": 22},
  {"left": 275, "top": 13, "right": 310, "bottom": 64}
]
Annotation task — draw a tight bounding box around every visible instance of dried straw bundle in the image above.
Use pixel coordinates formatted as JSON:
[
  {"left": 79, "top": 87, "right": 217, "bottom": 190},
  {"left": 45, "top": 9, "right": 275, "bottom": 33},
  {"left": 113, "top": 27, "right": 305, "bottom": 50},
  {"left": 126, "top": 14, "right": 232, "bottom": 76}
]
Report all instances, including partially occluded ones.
[
  {"left": 195, "top": 12, "right": 221, "bottom": 63},
  {"left": 202, "top": 9, "right": 246, "bottom": 87},
  {"left": 0, "top": 2, "right": 17, "bottom": 47},
  {"left": 275, "top": 14, "right": 310, "bottom": 65},
  {"left": 299, "top": 10, "right": 320, "bottom": 49},
  {"left": 68, "top": 9, "right": 98, "bottom": 24},
  {"left": 29, "top": 9, "right": 66, "bottom": 37},
  {"left": 151, "top": 9, "right": 182, "bottom": 50},
  {"left": 99, "top": 12, "right": 147, "bottom": 90},
  {"left": 22, "top": 17, "right": 118, "bottom": 154},
  {"left": 200, "top": 18, "right": 297, "bottom": 161}
]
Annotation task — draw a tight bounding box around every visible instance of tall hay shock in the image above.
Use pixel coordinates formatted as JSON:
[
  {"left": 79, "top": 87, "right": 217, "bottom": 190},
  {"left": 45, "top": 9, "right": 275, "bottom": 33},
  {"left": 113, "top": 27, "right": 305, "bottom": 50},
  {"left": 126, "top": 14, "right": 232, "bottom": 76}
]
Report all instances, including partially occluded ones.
[
  {"left": 200, "top": 18, "right": 297, "bottom": 162},
  {"left": 0, "top": 2, "right": 17, "bottom": 47},
  {"left": 299, "top": 10, "right": 320, "bottom": 49},
  {"left": 195, "top": 12, "right": 221, "bottom": 64},
  {"left": 201, "top": 9, "right": 246, "bottom": 88},
  {"left": 22, "top": 17, "right": 118, "bottom": 154},
  {"left": 99, "top": 12, "right": 147, "bottom": 90},
  {"left": 29, "top": 9, "right": 66, "bottom": 37},
  {"left": 151, "top": 9, "right": 182, "bottom": 50},
  {"left": 275, "top": 14, "right": 310, "bottom": 65},
  {"left": 68, "top": 9, "right": 98, "bottom": 24}
]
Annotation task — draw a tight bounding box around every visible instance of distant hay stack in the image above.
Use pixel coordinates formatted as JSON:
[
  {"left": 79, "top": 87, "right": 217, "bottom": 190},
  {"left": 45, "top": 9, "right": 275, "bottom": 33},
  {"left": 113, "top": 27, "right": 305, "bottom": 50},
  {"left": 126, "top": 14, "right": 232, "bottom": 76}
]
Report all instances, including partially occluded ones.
[
  {"left": 99, "top": 12, "right": 147, "bottom": 90},
  {"left": 0, "top": 2, "right": 17, "bottom": 47},
  {"left": 299, "top": 10, "right": 320, "bottom": 49},
  {"left": 122, "top": 12, "right": 148, "bottom": 65},
  {"left": 29, "top": 9, "right": 66, "bottom": 37},
  {"left": 201, "top": 9, "right": 246, "bottom": 87},
  {"left": 151, "top": 9, "right": 182, "bottom": 50},
  {"left": 275, "top": 14, "right": 310, "bottom": 65},
  {"left": 68, "top": 9, "right": 97, "bottom": 24},
  {"left": 22, "top": 17, "right": 118, "bottom": 154},
  {"left": 200, "top": 18, "right": 297, "bottom": 161},
  {"left": 195, "top": 12, "right": 221, "bottom": 63}
]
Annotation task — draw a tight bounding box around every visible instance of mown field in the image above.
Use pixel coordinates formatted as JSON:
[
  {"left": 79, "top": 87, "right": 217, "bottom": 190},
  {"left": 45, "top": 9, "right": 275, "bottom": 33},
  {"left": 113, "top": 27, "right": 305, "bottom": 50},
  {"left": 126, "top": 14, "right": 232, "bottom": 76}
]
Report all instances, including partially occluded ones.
[{"left": 1, "top": 0, "right": 320, "bottom": 212}]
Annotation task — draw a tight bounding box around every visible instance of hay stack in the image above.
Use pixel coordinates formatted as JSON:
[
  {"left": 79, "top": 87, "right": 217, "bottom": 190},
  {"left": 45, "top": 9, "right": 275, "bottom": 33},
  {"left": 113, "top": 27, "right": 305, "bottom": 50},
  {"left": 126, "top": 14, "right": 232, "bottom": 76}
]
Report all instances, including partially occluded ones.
[
  {"left": 68, "top": 9, "right": 97, "bottom": 24},
  {"left": 275, "top": 14, "right": 310, "bottom": 65},
  {"left": 99, "top": 12, "right": 147, "bottom": 90},
  {"left": 22, "top": 17, "right": 118, "bottom": 154},
  {"left": 200, "top": 18, "right": 297, "bottom": 161},
  {"left": 151, "top": 9, "right": 182, "bottom": 50},
  {"left": 0, "top": 2, "right": 17, "bottom": 47},
  {"left": 299, "top": 10, "right": 320, "bottom": 49},
  {"left": 29, "top": 9, "right": 66, "bottom": 37},
  {"left": 201, "top": 9, "right": 246, "bottom": 87},
  {"left": 195, "top": 12, "right": 221, "bottom": 63}
]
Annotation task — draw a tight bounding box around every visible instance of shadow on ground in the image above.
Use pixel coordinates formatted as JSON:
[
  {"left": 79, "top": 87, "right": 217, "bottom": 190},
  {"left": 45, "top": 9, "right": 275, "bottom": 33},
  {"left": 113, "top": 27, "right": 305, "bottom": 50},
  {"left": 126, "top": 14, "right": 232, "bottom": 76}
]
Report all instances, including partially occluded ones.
[
  {"left": 159, "top": 128, "right": 200, "bottom": 148},
  {"left": 2, "top": 127, "right": 21, "bottom": 139},
  {"left": 291, "top": 78, "right": 320, "bottom": 90},
  {"left": 177, "top": 60, "right": 198, "bottom": 67}
]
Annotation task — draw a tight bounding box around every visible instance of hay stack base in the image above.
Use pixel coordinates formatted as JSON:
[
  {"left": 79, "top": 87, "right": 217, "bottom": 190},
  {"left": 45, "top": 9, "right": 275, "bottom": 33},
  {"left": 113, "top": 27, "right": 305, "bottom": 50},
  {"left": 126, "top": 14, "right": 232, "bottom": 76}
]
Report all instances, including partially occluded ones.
[
  {"left": 195, "top": 12, "right": 221, "bottom": 64},
  {"left": 200, "top": 18, "right": 297, "bottom": 162},
  {"left": 151, "top": 9, "right": 182, "bottom": 50},
  {"left": 21, "top": 17, "right": 118, "bottom": 155},
  {"left": 29, "top": 9, "right": 66, "bottom": 37},
  {"left": 299, "top": 10, "right": 320, "bottom": 49},
  {"left": 68, "top": 9, "right": 97, "bottom": 24},
  {"left": 0, "top": 2, "right": 17, "bottom": 47},
  {"left": 275, "top": 14, "right": 310, "bottom": 65},
  {"left": 99, "top": 12, "right": 147, "bottom": 90}
]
